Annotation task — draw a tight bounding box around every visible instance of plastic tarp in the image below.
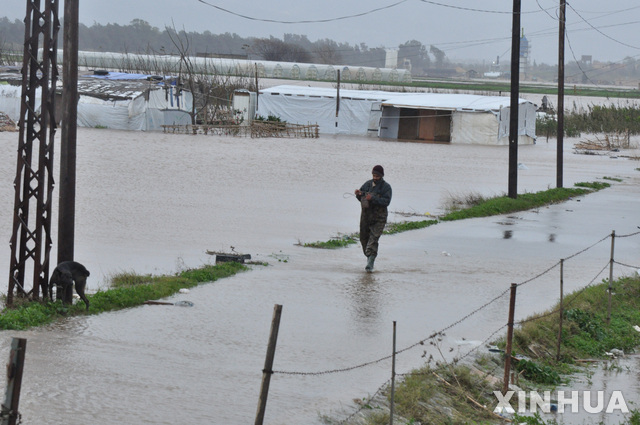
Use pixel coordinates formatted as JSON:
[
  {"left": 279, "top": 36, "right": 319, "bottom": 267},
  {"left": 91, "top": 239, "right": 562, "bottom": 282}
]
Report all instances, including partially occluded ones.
[
  {"left": 77, "top": 88, "right": 191, "bottom": 131},
  {"left": 452, "top": 112, "right": 504, "bottom": 145},
  {"left": 0, "top": 84, "right": 35, "bottom": 123},
  {"left": 256, "top": 85, "right": 415, "bottom": 135},
  {"left": 381, "top": 93, "right": 537, "bottom": 144}
]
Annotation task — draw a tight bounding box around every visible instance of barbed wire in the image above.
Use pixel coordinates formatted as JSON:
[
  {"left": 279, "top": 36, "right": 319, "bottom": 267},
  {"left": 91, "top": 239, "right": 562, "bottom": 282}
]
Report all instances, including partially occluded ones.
[
  {"left": 613, "top": 260, "right": 640, "bottom": 270},
  {"left": 274, "top": 287, "right": 511, "bottom": 376},
  {"left": 564, "top": 233, "right": 611, "bottom": 261},
  {"left": 616, "top": 230, "right": 640, "bottom": 238},
  {"left": 274, "top": 230, "right": 635, "bottom": 378},
  {"left": 329, "top": 229, "right": 639, "bottom": 423},
  {"left": 515, "top": 261, "right": 611, "bottom": 326},
  {"left": 516, "top": 260, "right": 561, "bottom": 287}
]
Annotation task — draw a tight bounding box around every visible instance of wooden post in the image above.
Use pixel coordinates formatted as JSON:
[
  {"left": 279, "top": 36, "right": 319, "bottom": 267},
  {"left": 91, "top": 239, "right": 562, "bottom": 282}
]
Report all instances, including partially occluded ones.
[
  {"left": 254, "top": 63, "right": 259, "bottom": 110},
  {"left": 255, "top": 304, "right": 282, "bottom": 425},
  {"left": 389, "top": 321, "right": 397, "bottom": 425},
  {"left": 335, "top": 70, "right": 340, "bottom": 128},
  {"left": 502, "top": 284, "right": 517, "bottom": 395},
  {"left": 556, "top": 259, "right": 564, "bottom": 362},
  {"left": 1, "top": 338, "right": 27, "bottom": 425},
  {"left": 607, "top": 230, "right": 615, "bottom": 325}
]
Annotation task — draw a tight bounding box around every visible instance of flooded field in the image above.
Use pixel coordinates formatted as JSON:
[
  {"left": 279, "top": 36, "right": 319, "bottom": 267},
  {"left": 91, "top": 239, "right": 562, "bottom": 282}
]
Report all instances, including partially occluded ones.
[{"left": 0, "top": 128, "right": 639, "bottom": 424}]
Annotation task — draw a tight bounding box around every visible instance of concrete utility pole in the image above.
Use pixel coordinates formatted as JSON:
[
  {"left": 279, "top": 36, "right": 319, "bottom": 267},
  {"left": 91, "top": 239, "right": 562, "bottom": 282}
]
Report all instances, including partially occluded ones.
[
  {"left": 58, "top": 0, "right": 80, "bottom": 263},
  {"left": 556, "top": 0, "right": 566, "bottom": 188},
  {"left": 508, "top": 0, "right": 521, "bottom": 199}
]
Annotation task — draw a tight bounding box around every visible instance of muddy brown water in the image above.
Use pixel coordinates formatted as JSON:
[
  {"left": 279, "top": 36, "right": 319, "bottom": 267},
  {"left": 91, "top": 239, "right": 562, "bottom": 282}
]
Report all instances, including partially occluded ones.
[{"left": 0, "top": 128, "right": 639, "bottom": 424}]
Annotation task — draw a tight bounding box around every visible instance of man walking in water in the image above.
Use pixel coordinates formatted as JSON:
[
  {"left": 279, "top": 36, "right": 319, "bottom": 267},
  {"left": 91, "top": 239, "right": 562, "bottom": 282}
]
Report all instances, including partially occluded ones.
[{"left": 355, "top": 165, "right": 392, "bottom": 272}]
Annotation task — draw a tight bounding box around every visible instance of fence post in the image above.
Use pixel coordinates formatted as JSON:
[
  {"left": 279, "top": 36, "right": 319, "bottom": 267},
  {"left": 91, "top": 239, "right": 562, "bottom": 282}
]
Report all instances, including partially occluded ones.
[
  {"left": 389, "top": 321, "right": 397, "bottom": 425},
  {"left": 255, "top": 304, "right": 282, "bottom": 425},
  {"left": 607, "top": 230, "right": 615, "bottom": 325},
  {"left": 502, "top": 284, "right": 517, "bottom": 395},
  {"left": 1, "top": 338, "right": 27, "bottom": 425},
  {"left": 556, "top": 259, "right": 564, "bottom": 362}
]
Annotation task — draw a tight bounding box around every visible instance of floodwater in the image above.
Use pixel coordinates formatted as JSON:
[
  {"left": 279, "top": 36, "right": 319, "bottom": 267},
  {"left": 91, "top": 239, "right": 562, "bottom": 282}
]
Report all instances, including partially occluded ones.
[{"left": 0, "top": 128, "right": 639, "bottom": 424}]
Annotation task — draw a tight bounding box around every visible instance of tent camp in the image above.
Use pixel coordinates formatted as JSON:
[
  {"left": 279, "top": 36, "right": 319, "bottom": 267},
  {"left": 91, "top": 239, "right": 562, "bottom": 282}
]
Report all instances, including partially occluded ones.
[
  {"left": 379, "top": 93, "right": 537, "bottom": 144},
  {"left": 0, "top": 72, "right": 192, "bottom": 131},
  {"left": 247, "top": 85, "right": 536, "bottom": 144}
]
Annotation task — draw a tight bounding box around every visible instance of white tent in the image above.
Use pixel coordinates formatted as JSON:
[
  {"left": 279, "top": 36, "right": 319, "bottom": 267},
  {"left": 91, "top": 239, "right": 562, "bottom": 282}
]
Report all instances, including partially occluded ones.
[
  {"left": 75, "top": 74, "right": 192, "bottom": 131},
  {"left": 379, "top": 93, "right": 537, "bottom": 144},
  {"left": 249, "top": 85, "right": 536, "bottom": 144},
  {"left": 252, "top": 85, "right": 415, "bottom": 136},
  {"left": 0, "top": 73, "right": 193, "bottom": 131}
]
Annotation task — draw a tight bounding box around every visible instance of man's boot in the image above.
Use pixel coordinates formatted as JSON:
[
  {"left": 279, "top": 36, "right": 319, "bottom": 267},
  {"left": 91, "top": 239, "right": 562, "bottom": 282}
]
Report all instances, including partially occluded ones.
[{"left": 365, "top": 255, "right": 376, "bottom": 272}]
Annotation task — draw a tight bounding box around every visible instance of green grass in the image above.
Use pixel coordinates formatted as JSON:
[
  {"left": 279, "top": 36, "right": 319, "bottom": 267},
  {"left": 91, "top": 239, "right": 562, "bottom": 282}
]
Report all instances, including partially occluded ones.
[
  {"left": 303, "top": 233, "right": 359, "bottom": 249},
  {"left": 506, "top": 275, "right": 640, "bottom": 365},
  {"left": 0, "top": 262, "right": 247, "bottom": 330},
  {"left": 356, "top": 275, "right": 640, "bottom": 425},
  {"left": 304, "top": 182, "right": 608, "bottom": 248},
  {"left": 302, "top": 219, "right": 439, "bottom": 249},
  {"left": 439, "top": 186, "right": 599, "bottom": 221}
]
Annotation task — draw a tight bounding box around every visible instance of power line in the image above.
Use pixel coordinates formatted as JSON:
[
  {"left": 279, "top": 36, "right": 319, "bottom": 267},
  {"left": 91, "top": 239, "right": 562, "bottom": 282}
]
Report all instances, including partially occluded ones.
[
  {"left": 196, "top": 0, "right": 411, "bottom": 24},
  {"left": 567, "top": 3, "right": 640, "bottom": 51}
]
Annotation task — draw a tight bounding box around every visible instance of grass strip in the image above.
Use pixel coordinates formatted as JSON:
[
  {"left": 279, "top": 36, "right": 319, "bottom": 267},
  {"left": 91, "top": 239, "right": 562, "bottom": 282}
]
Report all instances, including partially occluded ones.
[
  {"left": 0, "top": 261, "right": 247, "bottom": 330},
  {"left": 302, "top": 219, "right": 439, "bottom": 249},
  {"left": 304, "top": 182, "right": 609, "bottom": 248},
  {"left": 356, "top": 275, "right": 640, "bottom": 425}
]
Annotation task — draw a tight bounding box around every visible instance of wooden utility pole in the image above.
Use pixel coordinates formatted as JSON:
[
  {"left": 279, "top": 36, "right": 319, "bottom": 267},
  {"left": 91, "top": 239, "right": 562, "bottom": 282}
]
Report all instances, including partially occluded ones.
[
  {"left": 508, "top": 0, "right": 521, "bottom": 199},
  {"left": 556, "top": 0, "right": 566, "bottom": 188},
  {"left": 58, "top": 0, "right": 80, "bottom": 264}
]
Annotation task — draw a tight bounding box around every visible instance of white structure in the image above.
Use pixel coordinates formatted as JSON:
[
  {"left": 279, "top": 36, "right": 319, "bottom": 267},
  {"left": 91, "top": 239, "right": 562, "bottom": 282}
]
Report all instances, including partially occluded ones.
[
  {"left": 75, "top": 74, "right": 193, "bottom": 131},
  {"left": 385, "top": 49, "right": 398, "bottom": 69},
  {"left": 379, "top": 93, "right": 537, "bottom": 144},
  {"left": 246, "top": 85, "right": 536, "bottom": 144},
  {"left": 250, "top": 85, "right": 413, "bottom": 136},
  {"left": 0, "top": 72, "right": 193, "bottom": 131},
  {"left": 63, "top": 50, "right": 412, "bottom": 84}
]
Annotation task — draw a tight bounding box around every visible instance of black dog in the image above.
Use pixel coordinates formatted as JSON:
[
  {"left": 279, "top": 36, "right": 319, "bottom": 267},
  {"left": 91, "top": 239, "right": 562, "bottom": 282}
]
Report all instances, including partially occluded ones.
[{"left": 49, "top": 261, "right": 90, "bottom": 310}]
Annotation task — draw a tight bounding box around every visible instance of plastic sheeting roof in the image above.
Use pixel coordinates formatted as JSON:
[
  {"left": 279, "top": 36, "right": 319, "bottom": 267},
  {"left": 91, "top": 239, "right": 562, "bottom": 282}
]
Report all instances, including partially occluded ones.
[
  {"left": 260, "top": 86, "right": 535, "bottom": 113},
  {"left": 259, "top": 85, "right": 415, "bottom": 101},
  {"left": 381, "top": 93, "right": 535, "bottom": 112}
]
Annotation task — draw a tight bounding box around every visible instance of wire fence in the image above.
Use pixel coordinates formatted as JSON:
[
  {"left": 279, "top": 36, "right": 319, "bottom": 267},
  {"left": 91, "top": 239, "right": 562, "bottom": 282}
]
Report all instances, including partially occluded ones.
[{"left": 255, "top": 229, "right": 640, "bottom": 425}]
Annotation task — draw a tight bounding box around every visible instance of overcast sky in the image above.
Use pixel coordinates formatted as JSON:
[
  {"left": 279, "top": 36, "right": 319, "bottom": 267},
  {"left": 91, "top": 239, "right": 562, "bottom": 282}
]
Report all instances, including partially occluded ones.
[{"left": 3, "top": 0, "right": 640, "bottom": 66}]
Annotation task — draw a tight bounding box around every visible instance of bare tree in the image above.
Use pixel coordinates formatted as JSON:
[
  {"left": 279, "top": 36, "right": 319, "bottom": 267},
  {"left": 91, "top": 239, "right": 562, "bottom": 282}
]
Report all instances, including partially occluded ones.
[
  {"left": 252, "top": 37, "right": 312, "bottom": 63},
  {"left": 313, "top": 40, "right": 342, "bottom": 64},
  {"left": 166, "top": 25, "right": 253, "bottom": 126}
]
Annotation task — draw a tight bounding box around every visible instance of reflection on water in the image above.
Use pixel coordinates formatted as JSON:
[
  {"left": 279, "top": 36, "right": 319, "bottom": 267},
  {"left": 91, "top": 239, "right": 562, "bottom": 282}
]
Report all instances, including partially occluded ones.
[
  {"left": 0, "top": 128, "right": 639, "bottom": 424},
  {"left": 347, "top": 272, "right": 383, "bottom": 326}
]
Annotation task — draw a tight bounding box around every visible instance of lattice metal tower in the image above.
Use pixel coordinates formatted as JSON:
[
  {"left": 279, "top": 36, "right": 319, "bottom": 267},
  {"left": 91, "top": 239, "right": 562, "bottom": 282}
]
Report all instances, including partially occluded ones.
[{"left": 7, "top": 0, "right": 60, "bottom": 305}]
